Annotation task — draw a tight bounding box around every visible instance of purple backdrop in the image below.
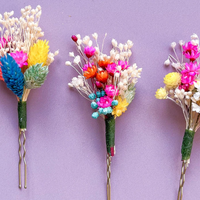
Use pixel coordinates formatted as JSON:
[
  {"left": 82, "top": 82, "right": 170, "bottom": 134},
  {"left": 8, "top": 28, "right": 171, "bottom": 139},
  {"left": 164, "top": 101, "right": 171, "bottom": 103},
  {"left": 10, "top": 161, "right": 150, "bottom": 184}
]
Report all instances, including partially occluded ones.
[{"left": 0, "top": 0, "right": 200, "bottom": 199}]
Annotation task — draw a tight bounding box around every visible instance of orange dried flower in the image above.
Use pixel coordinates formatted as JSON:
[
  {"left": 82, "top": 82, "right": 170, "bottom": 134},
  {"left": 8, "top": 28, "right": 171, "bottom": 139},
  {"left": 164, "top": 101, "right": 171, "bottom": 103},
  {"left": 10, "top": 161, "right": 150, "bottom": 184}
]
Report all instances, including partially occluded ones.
[
  {"left": 83, "top": 65, "right": 97, "bottom": 79},
  {"left": 98, "top": 58, "right": 111, "bottom": 69},
  {"left": 96, "top": 71, "right": 108, "bottom": 83}
]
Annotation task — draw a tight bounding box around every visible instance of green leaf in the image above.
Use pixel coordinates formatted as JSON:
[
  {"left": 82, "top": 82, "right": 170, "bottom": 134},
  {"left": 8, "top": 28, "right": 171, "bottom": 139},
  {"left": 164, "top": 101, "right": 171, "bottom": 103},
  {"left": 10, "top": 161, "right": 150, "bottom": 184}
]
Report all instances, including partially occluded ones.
[
  {"left": 24, "top": 63, "right": 49, "bottom": 89},
  {"left": 124, "top": 83, "right": 136, "bottom": 104}
]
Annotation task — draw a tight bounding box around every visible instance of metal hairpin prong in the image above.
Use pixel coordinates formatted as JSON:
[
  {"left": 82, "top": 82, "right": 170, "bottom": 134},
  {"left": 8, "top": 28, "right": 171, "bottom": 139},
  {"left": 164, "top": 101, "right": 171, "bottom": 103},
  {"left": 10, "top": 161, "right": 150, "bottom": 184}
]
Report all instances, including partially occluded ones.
[
  {"left": 107, "top": 154, "right": 111, "bottom": 200},
  {"left": 18, "top": 129, "right": 27, "bottom": 189},
  {"left": 18, "top": 129, "right": 22, "bottom": 189},
  {"left": 23, "top": 129, "right": 27, "bottom": 189},
  {"left": 177, "top": 160, "right": 189, "bottom": 200}
]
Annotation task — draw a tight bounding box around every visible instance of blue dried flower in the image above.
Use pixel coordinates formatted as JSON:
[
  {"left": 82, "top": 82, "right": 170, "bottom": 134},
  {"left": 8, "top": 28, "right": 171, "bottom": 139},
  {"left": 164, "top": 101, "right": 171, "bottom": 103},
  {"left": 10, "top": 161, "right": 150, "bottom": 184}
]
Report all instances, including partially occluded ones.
[{"left": 0, "top": 54, "right": 24, "bottom": 99}]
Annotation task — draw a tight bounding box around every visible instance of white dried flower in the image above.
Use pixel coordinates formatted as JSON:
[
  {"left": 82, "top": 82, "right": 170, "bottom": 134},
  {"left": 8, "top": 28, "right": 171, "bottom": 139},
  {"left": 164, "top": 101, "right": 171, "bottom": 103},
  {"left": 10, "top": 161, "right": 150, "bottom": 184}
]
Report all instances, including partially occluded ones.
[
  {"left": 164, "top": 59, "right": 170, "bottom": 66},
  {"left": 92, "top": 33, "right": 98, "bottom": 40},
  {"left": 73, "top": 55, "right": 81, "bottom": 64},
  {"left": 172, "top": 62, "right": 180, "bottom": 69},
  {"left": 115, "top": 73, "right": 120, "bottom": 78},
  {"left": 191, "top": 33, "right": 198, "bottom": 40},
  {"left": 111, "top": 39, "right": 117, "bottom": 47},
  {"left": 127, "top": 49, "right": 132, "bottom": 57},
  {"left": 171, "top": 42, "right": 176, "bottom": 49},
  {"left": 54, "top": 50, "right": 59, "bottom": 56},
  {"left": 69, "top": 52, "right": 75, "bottom": 57},
  {"left": 124, "top": 44, "right": 128, "bottom": 51},
  {"left": 175, "top": 88, "right": 184, "bottom": 99},
  {"left": 65, "top": 61, "right": 71, "bottom": 66},
  {"left": 179, "top": 40, "right": 185, "bottom": 46},
  {"left": 192, "top": 103, "right": 200, "bottom": 113},
  {"left": 117, "top": 65, "right": 121, "bottom": 71},
  {"left": 191, "top": 40, "right": 198, "bottom": 46},
  {"left": 82, "top": 36, "right": 90, "bottom": 45},
  {"left": 115, "top": 54, "right": 120, "bottom": 60},
  {"left": 127, "top": 40, "right": 133, "bottom": 48},
  {"left": 77, "top": 39, "right": 82, "bottom": 46},
  {"left": 76, "top": 34, "right": 81, "bottom": 39},
  {"left": 88, "top": 40, "right": 93, "bottom": 47},
  {"left": 118, "top": 43, "right": 123, "bottom": 51},
  {"left": 68, "top": 83, "right": 73, "bottom": 88}
]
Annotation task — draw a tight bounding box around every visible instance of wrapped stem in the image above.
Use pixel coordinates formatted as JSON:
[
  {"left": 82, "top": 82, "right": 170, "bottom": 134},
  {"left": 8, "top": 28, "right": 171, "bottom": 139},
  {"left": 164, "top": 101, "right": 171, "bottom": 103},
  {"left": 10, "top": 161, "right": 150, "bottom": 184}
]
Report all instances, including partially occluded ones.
[
  {"left": 105, "top": 114, "right": 115, "bottom": 156},
  {"left": 181, "top": 129, "right": 195, "bottom": 161},
  {"left": 18, "top": 101, "right": 27, "bottom": 129}
]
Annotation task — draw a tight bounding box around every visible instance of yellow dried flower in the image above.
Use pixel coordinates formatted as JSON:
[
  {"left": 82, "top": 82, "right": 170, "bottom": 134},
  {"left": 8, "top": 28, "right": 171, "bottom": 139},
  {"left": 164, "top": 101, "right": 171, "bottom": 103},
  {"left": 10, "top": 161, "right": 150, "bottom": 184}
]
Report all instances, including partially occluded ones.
[
  {"left": 155, "top": 87, "right": 167, "bottom": 99},
  {"left": 112, "top": 96, "right": 129, "bottom": 118},
  {"left": 28, "top": 40, "right": 49, "bottom": 67},
  {"left": 163, "top": 72, "right": 181, "bottom": 89}
]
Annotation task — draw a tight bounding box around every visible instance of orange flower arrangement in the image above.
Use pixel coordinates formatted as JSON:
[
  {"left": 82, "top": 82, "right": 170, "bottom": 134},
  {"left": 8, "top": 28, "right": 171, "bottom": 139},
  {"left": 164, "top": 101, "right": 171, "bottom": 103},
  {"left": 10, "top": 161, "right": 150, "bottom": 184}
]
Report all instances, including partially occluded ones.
[
  {"left": 83, "top": 65, "right": 97, "bottom": 79},
  {"left": 98, "top": 58, "right": 111, "bottom": 69},
  {"left": 96, "top": 70, "right": 108, "bottom": 83}
]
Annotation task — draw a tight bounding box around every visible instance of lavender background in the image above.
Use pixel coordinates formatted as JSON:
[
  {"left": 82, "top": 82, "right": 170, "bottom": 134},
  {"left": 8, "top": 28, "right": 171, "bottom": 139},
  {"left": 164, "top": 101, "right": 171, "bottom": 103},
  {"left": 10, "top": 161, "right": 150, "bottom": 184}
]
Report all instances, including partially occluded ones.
[{"left": 0, "top": 0, "right": 200, "bottom": 199}]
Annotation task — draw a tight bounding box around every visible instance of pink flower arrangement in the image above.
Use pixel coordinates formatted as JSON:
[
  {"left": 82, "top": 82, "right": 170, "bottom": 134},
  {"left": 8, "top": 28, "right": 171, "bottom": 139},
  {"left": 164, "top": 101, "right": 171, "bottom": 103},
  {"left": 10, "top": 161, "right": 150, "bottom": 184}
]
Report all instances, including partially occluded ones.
[
  {"left": 10, "top": 51, "right": 28, "bottom": 68},
  {"left": 105, "top": 84, "right": 119, "bottom": 98},
  {"left": 97, "top": 96, "right": 113, "bottom": 108},
  {"left": 106, "top": 63, "right": 117, "bottom": 76},
  {"left": 118, "top": 60, "right": 130, "bottom": 70},
  {"left": 84, "top": 46, "right": 96, "bottom": 58},
  {"left": 183, "top": 41, "right": 200, "bottom": 61},
  {"left": 179, "top": 62, "right": 200, "bottom": 91}
]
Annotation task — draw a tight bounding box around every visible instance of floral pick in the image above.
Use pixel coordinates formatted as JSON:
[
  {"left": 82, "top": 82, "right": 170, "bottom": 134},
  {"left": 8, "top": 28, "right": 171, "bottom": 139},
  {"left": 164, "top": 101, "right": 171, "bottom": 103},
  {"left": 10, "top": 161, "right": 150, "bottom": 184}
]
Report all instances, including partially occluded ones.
[
  {"left": 155, "top": 34, "right": 200, "bottom": 200},
  {"left": 0, "top": 5, "right": 58, "bottom": 189},
  {"left": 67, "top": 33, "right": 142, "bottom": 200}
]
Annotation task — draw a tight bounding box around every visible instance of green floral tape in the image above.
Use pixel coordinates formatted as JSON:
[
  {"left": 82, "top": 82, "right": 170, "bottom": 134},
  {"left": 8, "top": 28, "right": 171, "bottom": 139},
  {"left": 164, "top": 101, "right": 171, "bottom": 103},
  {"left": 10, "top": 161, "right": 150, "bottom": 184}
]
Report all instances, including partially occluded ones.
[
  {"left": 181, "top": 129, "right": 195, "bottom": 160},
  {"left": 105, "top": 114, "right": 115, "bottom": 155},
  {"left": 18, "top": 101, "right": 27, "bottom": 129}
]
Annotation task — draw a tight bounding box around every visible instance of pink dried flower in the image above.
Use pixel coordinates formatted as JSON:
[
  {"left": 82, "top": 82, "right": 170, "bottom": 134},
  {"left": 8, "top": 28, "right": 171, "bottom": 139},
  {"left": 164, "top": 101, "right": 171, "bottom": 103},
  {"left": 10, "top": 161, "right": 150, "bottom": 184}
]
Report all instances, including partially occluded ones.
[
  {"left": 84, "top": 46, "right": 96, "bottom": 58},
  {"left": 0, "top": 36, "right": 12, "bottom": 49},
  {"left": 118, "top": 60, "right": 130, "bottom": 70},
  {"left": 83, "top": 62, "right": 92, "bottom": 71},
  {"left": 179, "top": 62, "right": 200, "bottom": 91},
  {"left": 0, "top": 37, "right": 7, "bottom": 48},
  {"left": 181, "top": 62, "right": 200, "bottom": 76},
  {"left": 106, "top": 63, "right": 118, "bottom": 76},
  {"left": 105, "top": 84, "right": 119, "bottom": 98},
  {"left": 97, "top": 96, "right": 113, "bottom": 108},
  {"left": 96, "top": 81, "right": 103, "bottom": 89},
  {"left": 10, "top": 51, "right": 28, "bottom": 68},
  {"left": 183, "top": 41, "right": 200, "bottom": 61}
]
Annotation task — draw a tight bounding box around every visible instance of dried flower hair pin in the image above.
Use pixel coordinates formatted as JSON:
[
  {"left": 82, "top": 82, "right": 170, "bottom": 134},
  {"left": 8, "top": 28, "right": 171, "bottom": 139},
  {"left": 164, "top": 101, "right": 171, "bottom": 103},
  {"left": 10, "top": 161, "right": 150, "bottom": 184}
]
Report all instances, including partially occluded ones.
[
  {"left": 0, "top": 5, "right": 58, "bottom": 189},
  {"left": 66, "top": 33, "right": 142, "bottom": 200},
  {"left": 155, "top": 34, "right": 200, "bottom": 200}
]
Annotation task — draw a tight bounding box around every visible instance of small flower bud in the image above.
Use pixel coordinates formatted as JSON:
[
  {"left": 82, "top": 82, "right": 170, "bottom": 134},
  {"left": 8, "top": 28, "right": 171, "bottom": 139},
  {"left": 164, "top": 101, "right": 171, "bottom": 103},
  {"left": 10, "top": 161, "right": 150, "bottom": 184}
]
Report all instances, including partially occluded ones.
[
  {"left": 164, "top": 59, "right": 170, "bottom": 66},
  {"left": 171, "top": 42, "right": 176, "bottom": 49},
  {"left": 179, "top": 40, "right": 185, "bottom": 46},
  {"left": 71, "top": 35, "right": 78, "bottom": 42}
]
